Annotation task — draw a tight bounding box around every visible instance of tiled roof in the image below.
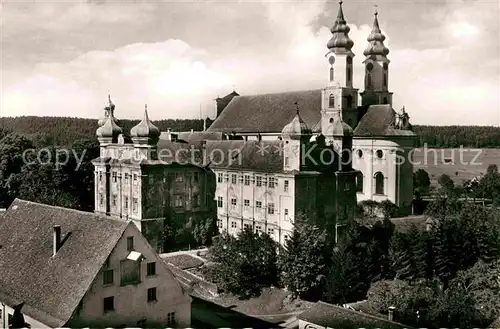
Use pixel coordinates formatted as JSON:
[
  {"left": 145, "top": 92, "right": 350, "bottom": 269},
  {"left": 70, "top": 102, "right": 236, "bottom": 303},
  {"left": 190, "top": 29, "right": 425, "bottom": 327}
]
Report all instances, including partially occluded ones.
[
  {"left": 0, "top": 199, "right": 129, "bottom": 327},
  {"left": 353, "top": 104, "right": 416, "bottom": 137},
  {"left": 157, "top": 140, "right": 285, "bottom": 173},
  {"left": 208, "top": 90, "right": 414, "bottom": 138},
  {"left": 177, "top": 131, "right": 226, "bottom": 144},
  {"left": 207, "top": 89, "right": 323, "bottom": 133},
  {"left": 298, "top": 301, "right": 411, "bottom": 329}
]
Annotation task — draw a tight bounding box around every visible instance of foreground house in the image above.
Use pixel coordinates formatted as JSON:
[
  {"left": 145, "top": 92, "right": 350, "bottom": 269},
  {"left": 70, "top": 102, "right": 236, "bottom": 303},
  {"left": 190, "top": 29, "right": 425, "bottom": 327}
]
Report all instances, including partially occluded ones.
[{"left": 0, "top": 199, "right": 191, "bottom": 328}]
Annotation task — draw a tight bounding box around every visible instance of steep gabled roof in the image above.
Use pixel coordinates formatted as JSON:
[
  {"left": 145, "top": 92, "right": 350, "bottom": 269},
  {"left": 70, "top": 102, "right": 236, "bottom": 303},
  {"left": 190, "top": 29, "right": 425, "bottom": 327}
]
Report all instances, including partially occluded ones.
[
  {"left": 208, "top": 89, "right": 322, "bottom": 133},
  {"left": 0, "top": 199, "right": 129, "bottom": 327},
  {"left": 354, "top": 104, "right": 416, "bottom": 137}
]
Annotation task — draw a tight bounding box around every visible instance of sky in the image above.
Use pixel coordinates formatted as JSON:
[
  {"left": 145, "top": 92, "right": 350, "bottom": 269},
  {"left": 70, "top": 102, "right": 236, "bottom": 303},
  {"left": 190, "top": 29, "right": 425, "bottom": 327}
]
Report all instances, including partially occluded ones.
[{"left": 1, "top": 0, "right": 499, "bottom": 126}]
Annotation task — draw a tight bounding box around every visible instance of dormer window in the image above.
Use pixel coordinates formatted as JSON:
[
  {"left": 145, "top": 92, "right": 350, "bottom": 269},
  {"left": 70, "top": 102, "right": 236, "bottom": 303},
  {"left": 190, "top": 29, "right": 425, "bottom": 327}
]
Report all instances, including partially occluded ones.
[{"left": 329, "top": 94, "right": 335, "bottom": 108}]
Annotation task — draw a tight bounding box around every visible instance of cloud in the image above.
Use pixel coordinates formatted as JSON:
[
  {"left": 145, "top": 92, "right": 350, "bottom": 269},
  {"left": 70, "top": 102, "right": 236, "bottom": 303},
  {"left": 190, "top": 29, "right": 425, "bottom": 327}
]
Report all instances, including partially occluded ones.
[{"left": 1, "top": 0, "right": 499, "bottom": 126}]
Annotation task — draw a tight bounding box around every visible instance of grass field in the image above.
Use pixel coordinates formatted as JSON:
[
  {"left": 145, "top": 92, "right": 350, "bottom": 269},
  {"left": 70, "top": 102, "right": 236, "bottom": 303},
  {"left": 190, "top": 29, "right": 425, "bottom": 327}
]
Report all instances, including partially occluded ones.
[{"left": 413, "top": 148, "right": 500, "bottom": 186}]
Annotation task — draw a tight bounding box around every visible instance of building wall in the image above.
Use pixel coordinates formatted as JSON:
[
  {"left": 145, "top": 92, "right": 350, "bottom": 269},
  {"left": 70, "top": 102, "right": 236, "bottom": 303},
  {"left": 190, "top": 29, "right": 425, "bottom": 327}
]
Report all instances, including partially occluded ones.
[
  {"left": 352, "top": 138, "right": 413, "bottom": 215},
  {"left": 68, "top": 224, "right": 191, "bottom": 328},
  {"left": 0, "top": 303, "right": 50, "bottom": 329},
  {"left": 214, "top": 169, "right": 296, "bottom": 244}
]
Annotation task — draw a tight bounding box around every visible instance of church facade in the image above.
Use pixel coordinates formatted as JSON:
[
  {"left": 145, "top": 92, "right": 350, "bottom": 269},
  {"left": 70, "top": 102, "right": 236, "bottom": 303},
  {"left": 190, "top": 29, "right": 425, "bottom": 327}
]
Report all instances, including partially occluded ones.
[{"left": 207, "top": 2, "right": 416, "bottom": 215}]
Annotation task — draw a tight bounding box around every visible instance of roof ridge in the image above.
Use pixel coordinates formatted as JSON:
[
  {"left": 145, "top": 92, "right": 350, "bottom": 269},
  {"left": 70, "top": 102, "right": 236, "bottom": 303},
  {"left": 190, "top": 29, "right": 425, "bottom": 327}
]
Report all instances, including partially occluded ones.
[
  {"left": 238, "top": 88, "right": 322, "bottom": 98},
  {"left": 11, "top": 199, "right": 125, "bottom": 225}
]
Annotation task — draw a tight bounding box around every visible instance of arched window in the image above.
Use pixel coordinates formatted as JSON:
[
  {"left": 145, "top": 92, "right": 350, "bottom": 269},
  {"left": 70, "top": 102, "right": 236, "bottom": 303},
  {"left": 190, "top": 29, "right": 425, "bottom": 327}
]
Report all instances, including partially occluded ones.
[
  {"left": 357, "top": 149, "right": 363, "bottom": 158},
  {"left": 375, "top": 172, "right": 385, "bottom": 195},
  {"left": 376, "top": 150, "right": 383, "bottom": 159},
  {"left": 347, "top": 56, "right": 353, "bottom": 64},
  {"left": 329, "top": 94, "right": 335, "bottom": 108},
  {"left": 356, "top": 172, "right": 364, "bottom": 193},
  {"left": 346, "top": 95, "right": 353, "bottom": 108},
  {"left": 330, "top": 67, "right": 334, "bottom": 81},
  {"left": 346, "top": 67, "right": 352, "bottom": 82},
  {"left": 367, "top": 74, "right": 372, "bottom": 88},
  {"left": 384, "top": 74, "right": 387, "bottom": 87}
]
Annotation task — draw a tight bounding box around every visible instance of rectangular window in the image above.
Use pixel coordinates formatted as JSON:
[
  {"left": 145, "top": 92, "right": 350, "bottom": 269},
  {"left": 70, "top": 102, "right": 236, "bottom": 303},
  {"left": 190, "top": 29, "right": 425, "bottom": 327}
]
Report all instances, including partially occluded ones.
[
  {"left": 217, "top": 219, "right": 223, "bottom": 228},
  {"left": 284, "top": 209, "right": 289, "bottom": 218},
  {"left": 268, "top": 203, "right": 275, "bottom": 215},
  {"left": 133, "top": 173, "right": 138, "bottom": 182},
  {"left": 244, "top": 199, "right": 250, "bottom": 207},
  {"left": 127, "top": 236, "right": 134, "bottom": 251},
  {"left": 193, "top": 172, "right": 199, "bottom": 182},
  {"left": 99, "top": 171, "right": 103, "bottom": 182},
  {"left": 193, "top": 194, "right": 199, "bottom": 207},
  {"left": 124, "top": 173, "right": 129, "bottom": 184},
  {"left": 284, "top": 180, "right": 289, "bottom": 192},
  {"left": 147, "top": 262, "right": 156, "bottom": 276},
  {"left": 133, "top": 198, "right": 138, "bottom": 213},
  {"left": 231, "top": 221, "right": 237, "bottom": 228},
  {"left": 124, "top": 196, "right": 129, "bottom": 210},
  {"left": 268, "top": 177, "right": 276, "bottom": 188},
  {"left": 103, "top": 269, "right": 114, "bottom": 285},
  {"left": 231, "top": 198, "right": 237, "bottom": 206},
  {"left": 217, "top": 196, "right": 223, "bottom": 208},
  {"left": 256, "top": 201, "right": 262, "bottom": 208},
  {"left": 268, "top": 228, "right": 274, "bottom": 235},
  {"left": 167, "top": 312, "right": 176, "bottom": 326},
  {"left": 231, "top": 174, "right": 237, "bottom": 184},
  {"left": 99, "top": 193, "right": 104, "bottom": 206},
  {"left": 217, "top": 173, "right": 223, "bottom": 183},
  {"left": 120, "top": 259, "right": 141, "bottom": 285},
  {"left": 112, "top": 195, "right": 117, "bottom": 207},
  {"left": 174, "top": 195, "right": 184, "bottom": 208},
  {"left": 103, "top": 296, "right": 114, "bottom": 313},
  {"left": 256, "top": 176, "right": 262, "bottom": 187},
  {"left": 244, "top": 175, "right": 250, "bottom": 185},
  {"left": 147, "top": 287, "right": 157, "bottom": 302},
  {"left": 285, "top": 157, "right": 289, "bottom": 166},
  {"left": 255, "top": 225, "right": 262, "bottom": 233}
]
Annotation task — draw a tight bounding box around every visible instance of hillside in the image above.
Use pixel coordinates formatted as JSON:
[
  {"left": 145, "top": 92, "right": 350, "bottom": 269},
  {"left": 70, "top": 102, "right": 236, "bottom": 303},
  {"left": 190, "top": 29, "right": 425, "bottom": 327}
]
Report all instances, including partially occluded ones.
[{"left": 0, "top": 116, "right": 499, "bottom": 148}]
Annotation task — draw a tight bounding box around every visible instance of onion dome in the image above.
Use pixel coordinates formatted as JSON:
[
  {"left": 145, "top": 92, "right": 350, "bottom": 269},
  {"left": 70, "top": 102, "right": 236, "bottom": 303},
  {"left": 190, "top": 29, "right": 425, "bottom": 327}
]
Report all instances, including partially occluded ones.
[
  {"left": 96, "top": 114, "right": 122, "bottom": 139},
  {"left": 327, "top": 1, "right": 354, "bottom": 51},
  {"left": 130, "top": 105, "right": 160, "bottom": 145},
  {"left": 98, "top": 94, "right": 116, "bottom": 127},
  {"left": 282, "top": 107, "right": 312, "bottom": 140},
  {"left": 363, "top": 11, "right": 390, "bottom": 57}
]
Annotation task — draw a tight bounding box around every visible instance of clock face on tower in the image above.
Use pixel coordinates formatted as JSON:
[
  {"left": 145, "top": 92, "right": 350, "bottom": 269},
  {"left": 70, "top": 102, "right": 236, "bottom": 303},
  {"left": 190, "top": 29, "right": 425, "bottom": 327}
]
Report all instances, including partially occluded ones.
[{"left": 328, "top": 56, "right": 335, "bottom": 65}]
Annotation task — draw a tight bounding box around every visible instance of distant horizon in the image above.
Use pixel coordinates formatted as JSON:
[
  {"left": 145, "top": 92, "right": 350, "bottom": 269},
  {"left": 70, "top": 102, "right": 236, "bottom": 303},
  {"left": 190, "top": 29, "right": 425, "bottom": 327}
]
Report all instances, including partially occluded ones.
[{"left": 0, "top": 114, "right": 499, "bottom": 128}]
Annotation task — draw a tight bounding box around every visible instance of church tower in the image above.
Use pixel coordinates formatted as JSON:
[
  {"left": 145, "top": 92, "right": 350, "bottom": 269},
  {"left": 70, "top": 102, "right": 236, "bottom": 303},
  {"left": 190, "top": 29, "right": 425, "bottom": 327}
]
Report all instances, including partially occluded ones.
[
  {"left": 321, "top": 1, "right": 358, "bottom": 150},
  {"left": 360, "top": 9, "right": 393, "bottom": 106}
]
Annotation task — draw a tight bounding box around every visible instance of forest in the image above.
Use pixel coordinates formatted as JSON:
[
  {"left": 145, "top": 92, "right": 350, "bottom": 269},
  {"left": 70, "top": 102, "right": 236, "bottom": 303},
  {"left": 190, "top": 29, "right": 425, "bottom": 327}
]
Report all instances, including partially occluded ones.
[{"left": 1, "top": 116, "right": 500, "bottom": 148}]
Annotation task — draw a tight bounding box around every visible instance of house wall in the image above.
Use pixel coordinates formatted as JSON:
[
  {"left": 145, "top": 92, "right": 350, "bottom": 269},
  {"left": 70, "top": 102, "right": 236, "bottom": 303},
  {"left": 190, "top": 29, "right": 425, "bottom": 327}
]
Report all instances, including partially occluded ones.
[
  {"left": 69, "top": 224, "right": 191, "bottom": 328},
  {"left": 0, "top": 303, "right": 49, "bottom": 329},
  {"left": 214, "top": 169, "right": 296, "bottom": 244}
]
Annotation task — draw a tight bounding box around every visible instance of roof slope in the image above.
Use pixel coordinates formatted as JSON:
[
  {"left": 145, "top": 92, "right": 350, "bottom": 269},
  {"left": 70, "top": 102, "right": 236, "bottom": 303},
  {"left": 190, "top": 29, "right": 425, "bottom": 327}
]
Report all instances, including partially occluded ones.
[
  {"left": 208, "top": 89, "right": 322, "bottom": 133},
  {"left": 0, "top": 199, "right": 129, "bottom": 327},
  {"left": 298, "top": 301, "right": 411, "bottom": 329},
  {"left": 177, "top": 131, "right": 225, "bottom": 143},
  {"left": 354, "top": 104, "right": 416, "bottom": 137}
]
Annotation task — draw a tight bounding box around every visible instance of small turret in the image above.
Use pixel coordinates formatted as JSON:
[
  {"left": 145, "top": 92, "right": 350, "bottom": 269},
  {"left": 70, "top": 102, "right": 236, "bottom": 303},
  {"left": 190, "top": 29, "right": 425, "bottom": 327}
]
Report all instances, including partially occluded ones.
[
  {"left": 96, "top": 94, "right": 122, "bottom": 144},
  {"left": 281, "top": 108, "right": 312, "bottom": 140}
]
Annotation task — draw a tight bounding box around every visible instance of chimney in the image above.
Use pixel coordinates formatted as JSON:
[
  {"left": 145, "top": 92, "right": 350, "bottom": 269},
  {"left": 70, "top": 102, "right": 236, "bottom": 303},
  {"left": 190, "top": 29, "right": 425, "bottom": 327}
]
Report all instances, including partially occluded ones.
[
  {"left": 388, "top": 306, "right": 395, "bottom": 322},
  {"left": 53, "top": 225, "right": 61, "bottom": 256}
]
